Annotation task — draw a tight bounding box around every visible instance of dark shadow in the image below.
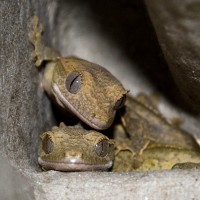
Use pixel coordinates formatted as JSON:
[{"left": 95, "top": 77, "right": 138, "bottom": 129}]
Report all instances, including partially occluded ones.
[
  {"left": 56, "top": 0, "right": 196, "bottom": 113},
  {"left": 86, "top": 0, "right": 195, "bottom": 113}
]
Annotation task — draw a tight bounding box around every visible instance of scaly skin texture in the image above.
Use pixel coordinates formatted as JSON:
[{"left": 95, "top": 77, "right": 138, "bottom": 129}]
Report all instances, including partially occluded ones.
[
  {"left": 29, "top": 16, "right": 127, "bottom": 130},
  {"left": 113, "top": 143, "right": 200, "bottom": 172},
  {"left": 30, "top": 16, "right": 200, "bottom": 172},
  {"left": 38, "top": 123, "right": 114, "bottom": 171},
  {"left": 38, "top": 94, "right": 200, "bottom": 172},
  {"left": 121, "top": 94, "right": 199, "bottom": 154},
  {"left": 112, "top": 94, "right": 200, "bottom": 172}
]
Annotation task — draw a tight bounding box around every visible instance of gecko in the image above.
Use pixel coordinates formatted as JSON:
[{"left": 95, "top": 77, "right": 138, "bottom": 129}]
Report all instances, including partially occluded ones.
[
  {"left": 29, "top": 16, "right": 127, "bottom": 130},
  {"left": 37, "top": 93, "right": 200, "bottom": 172},
  {"left": 38, "top": 120, "right": 200, "bottom": 172},
  {"left": 30, "top": 16, "right": 200, "bottom": 172},
  {"left": 38, "top": 123, "right": 114, "bottom": 171}
]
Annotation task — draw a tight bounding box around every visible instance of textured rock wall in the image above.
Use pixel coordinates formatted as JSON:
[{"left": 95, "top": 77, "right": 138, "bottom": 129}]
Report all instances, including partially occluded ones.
[
  {"left": 145, "top": 0, "right": 200, "bottom": 112},
  {"left": 0, "top": 0, "right": 200, "bottom": 199},
  {"left": 0, "top": 0, "right": 56, "bottom": 169},
  {"left": 0, "top": 156, "right": 34, "bottom": 200}
]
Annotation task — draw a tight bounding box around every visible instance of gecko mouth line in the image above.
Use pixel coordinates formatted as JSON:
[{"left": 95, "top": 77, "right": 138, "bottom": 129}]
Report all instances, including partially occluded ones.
[
  {"left": 38, "top": 157, "right": 113, "bottom": 171},
  {"left": 52, "top": 84, "right": 114, "bottom": 130}
]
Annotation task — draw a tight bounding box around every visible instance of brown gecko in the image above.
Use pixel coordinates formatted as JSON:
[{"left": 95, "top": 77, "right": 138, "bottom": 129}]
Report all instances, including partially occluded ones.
[
  {"left": 30, "top": 16, "right": 200, "bottom": 172},
  {"left": 37, "top": 92, "right": 200, "bottom": 172},
  {"left": 29, "top": 16, "right": 127, "bottom": 130},
  {"left": 38, "top": 118, "right": 200, "bottom": 172},
  {"left": 38, "top": 123, "right": 114, "bottom": 171}
]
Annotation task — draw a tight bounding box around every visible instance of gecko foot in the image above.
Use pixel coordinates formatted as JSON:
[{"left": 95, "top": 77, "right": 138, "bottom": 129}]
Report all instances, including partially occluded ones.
[{"left": 29, "top": 16, "right": 60, "bottom": 67}]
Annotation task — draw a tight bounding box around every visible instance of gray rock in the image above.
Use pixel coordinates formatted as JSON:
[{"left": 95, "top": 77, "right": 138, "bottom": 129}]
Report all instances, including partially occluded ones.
[
  {"left": 145, "top": 0, "right": 200, "bottom": 112},
  {"left": 0, "top": 157, "right": 34, "bottom": 200},
  {"left": 31, "top": 170, "right": 200, "bottom": 200},
  {"left": 0, "top": 0, "right": 56, "bottom": 169},
  {"left": 1, "top": 0, "right": 200, "bottom": 199}
]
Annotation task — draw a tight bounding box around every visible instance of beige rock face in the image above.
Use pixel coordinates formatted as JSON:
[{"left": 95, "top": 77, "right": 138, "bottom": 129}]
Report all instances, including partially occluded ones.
[{"left": 145, "top": 0, "right": 200, "bottom": 112}]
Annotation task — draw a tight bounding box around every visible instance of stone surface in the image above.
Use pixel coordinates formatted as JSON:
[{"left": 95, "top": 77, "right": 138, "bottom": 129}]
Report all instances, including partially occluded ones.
[
  {"left": 30, "top": 170, "right": 200, "bottom": 200},
  {"left": 0, "top": 0, "right": 56, "bottom": 169},
  {"left": 0, "top": 157, "right": 34, "bottom": 200},
  {"left": 0, "top": 0, "right": 200, "bottom": 199},
  {"left": 145, "top": 0, "right": 200, "bottom": 112}
]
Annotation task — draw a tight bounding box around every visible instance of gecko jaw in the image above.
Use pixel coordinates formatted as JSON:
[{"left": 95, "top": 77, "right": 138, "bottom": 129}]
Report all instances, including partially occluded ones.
[
  {"left": 38, "top": 157, "right": 113, "bottom": 171},
  {"left": 52, "top": 84, "right": 113, "bottom": 130}
]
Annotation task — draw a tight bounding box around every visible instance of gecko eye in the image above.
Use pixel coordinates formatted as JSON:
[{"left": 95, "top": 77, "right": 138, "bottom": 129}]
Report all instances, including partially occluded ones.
[
  {"left": 95, "top": 139, "right": 109, "bottom": 157},
  {"left": 65, "top": 72, "right": 82, "bottom": 94},
  {"left": 114, "top": 95, "right": 126, "bottom": 110},
  {"left": 42, "top": 135, "right": 54, "bottom": 154}
]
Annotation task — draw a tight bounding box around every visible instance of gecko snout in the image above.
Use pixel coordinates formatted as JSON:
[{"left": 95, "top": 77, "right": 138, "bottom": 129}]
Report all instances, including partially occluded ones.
[{"left": 65, "top": 150, "right": 83, "bottom": 159}]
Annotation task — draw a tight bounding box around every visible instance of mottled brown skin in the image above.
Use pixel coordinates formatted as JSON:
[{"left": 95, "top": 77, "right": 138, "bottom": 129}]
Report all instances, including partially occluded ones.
[
  {"left": 30, "top": 16, "right": 200, "bottom": 172},
  {"left": 122, "top": 94, "right": 200, "bottom": 154},
  {"left": 38, "top": 94, "right": 200, "bottom": 172},
  {"left": 113, "top": 122, "right": 200, "bottom": 172},
  {"left": 172, "top": 162, "right": 200, "bottom": 170},
  {"left": 113, "top": 144, "right": 200, "bottom": 172},
  {"left": 38, "top": 123, "right": 114, "bottom": 171},
  {"left": 29, "top": 16, "right": 127, "bottom": 130},
  {"left": 112, "top": 94, "right": 200, "bottom": 172},
  {"left": 38, "top": 120, "right": 200, "bottom": 172},
  {"left": 44, "top": 57, "right": 127, "bottom": 130}
]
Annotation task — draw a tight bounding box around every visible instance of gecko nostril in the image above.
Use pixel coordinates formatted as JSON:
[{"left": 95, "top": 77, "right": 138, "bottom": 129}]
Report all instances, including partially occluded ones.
[{"left": 91, "top": 112, "right": 96, "bottom": 118}]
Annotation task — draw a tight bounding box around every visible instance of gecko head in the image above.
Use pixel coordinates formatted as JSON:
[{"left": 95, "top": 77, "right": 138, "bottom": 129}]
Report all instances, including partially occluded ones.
[
  {"left": 38, "top": 123, "right": 114, "bottom": 171},
  {"left": 51, "top": 57, "right": 128, "bottom": 130}
]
